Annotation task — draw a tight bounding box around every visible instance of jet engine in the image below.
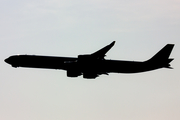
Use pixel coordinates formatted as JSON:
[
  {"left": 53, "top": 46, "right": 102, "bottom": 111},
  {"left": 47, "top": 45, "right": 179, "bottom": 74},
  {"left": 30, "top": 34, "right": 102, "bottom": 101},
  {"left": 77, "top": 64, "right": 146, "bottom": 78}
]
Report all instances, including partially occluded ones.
[
  {"left": 83, "top": 72, "right": 98, "bottom": 79},
  {"left": 67, "top": 70, "right": 82, "bottom": 77}
]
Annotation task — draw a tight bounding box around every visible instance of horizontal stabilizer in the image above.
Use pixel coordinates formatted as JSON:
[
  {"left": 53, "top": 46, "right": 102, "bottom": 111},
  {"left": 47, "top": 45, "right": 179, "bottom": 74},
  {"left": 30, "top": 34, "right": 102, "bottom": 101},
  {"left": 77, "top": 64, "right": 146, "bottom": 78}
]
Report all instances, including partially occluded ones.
[
  {"left": 168, "top": 58, "right": 174, "bottom": 63},
  {"left": 165, "top": 66, "right": 173, "bottom": 69}
]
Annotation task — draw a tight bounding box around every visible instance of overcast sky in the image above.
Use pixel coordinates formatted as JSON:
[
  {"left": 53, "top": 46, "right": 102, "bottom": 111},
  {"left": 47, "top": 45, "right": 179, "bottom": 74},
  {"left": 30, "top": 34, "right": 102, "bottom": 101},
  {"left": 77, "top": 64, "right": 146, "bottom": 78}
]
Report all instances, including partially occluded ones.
[{"left": 0, "top": 0, "right": 180, "bottom": 120}]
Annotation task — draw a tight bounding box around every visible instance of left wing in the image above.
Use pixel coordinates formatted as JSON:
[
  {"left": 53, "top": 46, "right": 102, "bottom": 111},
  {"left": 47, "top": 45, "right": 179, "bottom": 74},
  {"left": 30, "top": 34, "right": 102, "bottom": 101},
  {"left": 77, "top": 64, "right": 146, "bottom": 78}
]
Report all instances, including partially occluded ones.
[{"left": 90, "top": 41, "right": 115, "bottom": 59}]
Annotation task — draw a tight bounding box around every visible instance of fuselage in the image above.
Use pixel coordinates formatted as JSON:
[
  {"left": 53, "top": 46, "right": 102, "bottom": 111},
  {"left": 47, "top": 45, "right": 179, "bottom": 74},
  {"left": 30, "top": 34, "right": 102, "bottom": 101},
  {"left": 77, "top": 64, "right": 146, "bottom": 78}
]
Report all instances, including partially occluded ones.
[{"left": 5, "top": 55, "right": 161, "bottom": 74}]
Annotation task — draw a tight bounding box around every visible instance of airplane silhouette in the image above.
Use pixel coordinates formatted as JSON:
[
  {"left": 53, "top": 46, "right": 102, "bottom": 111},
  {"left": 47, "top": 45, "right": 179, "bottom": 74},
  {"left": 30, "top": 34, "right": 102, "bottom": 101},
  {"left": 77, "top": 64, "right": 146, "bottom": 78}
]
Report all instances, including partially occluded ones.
[{"left": 5, "top": 41, "right": 174, "bottom": 79}]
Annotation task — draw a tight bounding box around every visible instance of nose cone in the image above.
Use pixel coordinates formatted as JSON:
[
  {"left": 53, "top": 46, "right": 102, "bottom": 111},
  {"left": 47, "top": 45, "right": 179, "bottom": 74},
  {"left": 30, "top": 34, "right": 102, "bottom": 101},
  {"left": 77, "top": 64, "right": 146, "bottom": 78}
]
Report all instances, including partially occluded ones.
[
  {"left": 4, "top": 58, "right": 10, "bottom": 64},
  {"left": 5, "top": 56, "right": 20, "bottom": 67}
]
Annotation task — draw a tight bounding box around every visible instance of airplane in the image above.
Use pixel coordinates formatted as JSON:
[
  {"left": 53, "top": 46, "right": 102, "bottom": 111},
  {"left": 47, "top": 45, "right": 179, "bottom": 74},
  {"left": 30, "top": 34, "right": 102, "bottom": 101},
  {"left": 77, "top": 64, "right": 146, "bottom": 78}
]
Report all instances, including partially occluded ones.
[{"left": 4, "top": 41, "right": 174, "bottom": 79}]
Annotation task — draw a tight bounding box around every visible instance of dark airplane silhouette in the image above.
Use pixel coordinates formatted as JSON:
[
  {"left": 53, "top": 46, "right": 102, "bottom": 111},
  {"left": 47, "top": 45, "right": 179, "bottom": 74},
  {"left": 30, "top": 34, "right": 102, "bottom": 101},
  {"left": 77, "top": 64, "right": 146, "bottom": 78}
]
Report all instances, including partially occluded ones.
[{"left": 5, "top": 41, "right": 174, "bottom": 79}]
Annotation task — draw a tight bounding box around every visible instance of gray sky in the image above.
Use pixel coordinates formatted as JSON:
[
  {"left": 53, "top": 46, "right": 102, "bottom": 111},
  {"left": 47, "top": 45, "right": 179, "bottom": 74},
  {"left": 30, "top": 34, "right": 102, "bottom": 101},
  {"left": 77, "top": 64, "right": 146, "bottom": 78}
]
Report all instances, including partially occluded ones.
[{"left": 0, "top": 0, "right": 180, "bottom": 120}]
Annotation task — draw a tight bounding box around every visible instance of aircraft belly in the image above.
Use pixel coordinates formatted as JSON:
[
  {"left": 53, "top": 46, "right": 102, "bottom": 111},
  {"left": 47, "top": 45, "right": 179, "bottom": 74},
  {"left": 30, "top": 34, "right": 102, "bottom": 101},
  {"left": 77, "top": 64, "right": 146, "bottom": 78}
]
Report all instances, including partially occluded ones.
[{"left": 102, "top": 60, "right": 149, "bottom": 73}]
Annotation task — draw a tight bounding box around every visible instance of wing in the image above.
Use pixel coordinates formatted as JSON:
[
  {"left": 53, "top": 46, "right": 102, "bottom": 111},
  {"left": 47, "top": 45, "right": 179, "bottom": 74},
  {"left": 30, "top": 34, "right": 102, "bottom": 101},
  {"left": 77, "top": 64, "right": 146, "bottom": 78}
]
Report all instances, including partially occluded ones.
[
  {"left": 91, "top": 41, "right": 115, "bottom": 59},
  {"left": 78, "top": 41, "right": 115, "bottom": 78}
]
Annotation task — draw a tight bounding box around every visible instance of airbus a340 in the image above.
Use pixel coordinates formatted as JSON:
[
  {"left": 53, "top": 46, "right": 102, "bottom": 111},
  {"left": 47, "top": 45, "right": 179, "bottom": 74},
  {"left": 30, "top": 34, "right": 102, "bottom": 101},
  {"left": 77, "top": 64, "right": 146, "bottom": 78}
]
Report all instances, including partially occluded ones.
[{"left": 5, "top": 41, "right": 174, "bottom": 79}]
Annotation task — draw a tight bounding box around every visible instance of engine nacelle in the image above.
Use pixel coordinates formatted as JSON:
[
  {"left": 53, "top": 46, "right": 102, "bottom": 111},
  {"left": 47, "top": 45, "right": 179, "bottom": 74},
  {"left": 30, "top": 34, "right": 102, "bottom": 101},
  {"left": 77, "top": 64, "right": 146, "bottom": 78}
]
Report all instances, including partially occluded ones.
[
  {"left": 67, "top": 70, "right": 82, "bottom": 77},
  {"left": 83, "top": 72, "right": 98, "bottom": 79}
]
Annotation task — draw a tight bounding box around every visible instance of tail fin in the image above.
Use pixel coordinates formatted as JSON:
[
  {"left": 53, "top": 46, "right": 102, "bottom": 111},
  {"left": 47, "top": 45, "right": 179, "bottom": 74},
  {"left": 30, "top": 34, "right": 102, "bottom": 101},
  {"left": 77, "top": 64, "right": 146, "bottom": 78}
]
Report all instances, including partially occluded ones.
[{"left": 148, "top": 44, "right": 174, "bottom": 68}]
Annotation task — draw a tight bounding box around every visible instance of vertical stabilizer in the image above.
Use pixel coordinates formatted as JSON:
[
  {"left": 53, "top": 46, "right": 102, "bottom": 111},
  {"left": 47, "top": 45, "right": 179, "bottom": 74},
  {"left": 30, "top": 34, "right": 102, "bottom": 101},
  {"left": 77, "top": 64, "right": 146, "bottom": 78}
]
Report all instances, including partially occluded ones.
[{"left": 148, "top": 44, "right": 174, "bottom": 68}]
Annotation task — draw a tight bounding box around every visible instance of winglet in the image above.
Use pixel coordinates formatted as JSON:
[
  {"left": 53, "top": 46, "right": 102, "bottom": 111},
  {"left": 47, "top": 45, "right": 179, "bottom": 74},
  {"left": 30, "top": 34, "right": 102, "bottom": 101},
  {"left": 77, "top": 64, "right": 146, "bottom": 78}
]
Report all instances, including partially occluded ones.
[{"left": 91, "top": 41, "right": 115, "bottom": 59}]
